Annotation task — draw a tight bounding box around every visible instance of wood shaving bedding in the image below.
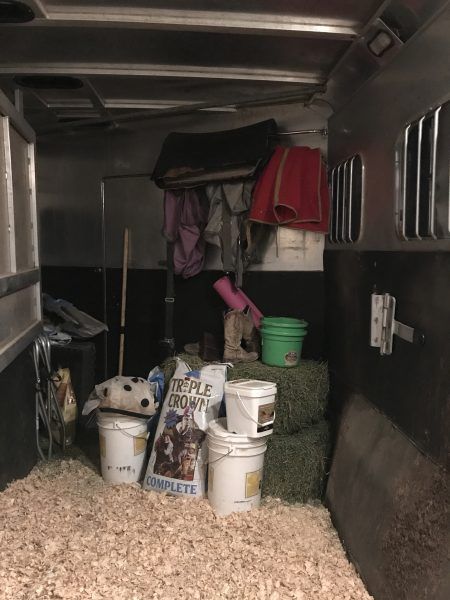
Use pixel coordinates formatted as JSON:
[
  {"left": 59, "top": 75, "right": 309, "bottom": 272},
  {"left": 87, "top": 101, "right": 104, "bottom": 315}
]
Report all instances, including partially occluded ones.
[{"left": 0, "top": 460, "right": 373, "bottom": 600}]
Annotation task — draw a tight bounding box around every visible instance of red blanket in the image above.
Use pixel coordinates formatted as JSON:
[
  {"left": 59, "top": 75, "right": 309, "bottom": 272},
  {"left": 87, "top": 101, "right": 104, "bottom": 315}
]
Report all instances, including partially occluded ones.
[{"left": 249, "top": 146, "right": 329, "bottom": 232}]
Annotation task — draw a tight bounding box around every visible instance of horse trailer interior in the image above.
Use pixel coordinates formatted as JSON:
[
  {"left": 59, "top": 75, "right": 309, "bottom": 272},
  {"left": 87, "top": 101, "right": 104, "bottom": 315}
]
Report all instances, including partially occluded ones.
[{"left": 0, "top": 1, "right": 448, "bottom": 599}]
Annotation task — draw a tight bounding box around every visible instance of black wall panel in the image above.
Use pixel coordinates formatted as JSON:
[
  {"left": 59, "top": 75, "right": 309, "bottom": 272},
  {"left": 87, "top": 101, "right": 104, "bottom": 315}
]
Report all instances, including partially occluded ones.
[
  {"left": 325, "top": 250, "right": 450, "bottom": 469},
  {"left": 0, "top": 347, "right": 37, "bottom": 489},
  {"left": 326, "top": 394, "right": 449, "bottom": 600},
  {"left": 40, "top": 267, "right": 106, "bottom": 380},
  {"left": 42, "top": 266, "right": 325, "bottom": 381}
]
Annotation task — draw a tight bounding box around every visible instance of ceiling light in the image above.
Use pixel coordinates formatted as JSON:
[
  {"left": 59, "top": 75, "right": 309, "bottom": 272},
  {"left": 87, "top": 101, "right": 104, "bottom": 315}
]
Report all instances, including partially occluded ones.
[
  {"left": 367, "top": 30, "right": 394, "bottom": 57},
  {"left": 13, "top": 76, "right": 84, "bottom": 90},
  {"left": 0, "top": 1, "right": 34, "bottom": 23}
]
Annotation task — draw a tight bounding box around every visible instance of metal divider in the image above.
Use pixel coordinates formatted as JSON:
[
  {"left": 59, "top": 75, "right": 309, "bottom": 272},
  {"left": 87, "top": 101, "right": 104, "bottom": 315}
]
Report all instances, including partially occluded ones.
[
  {"left": 329, "top": 154, "right": 362, "bottom": 244},
  {"left": 398, "top": 100, "right": 448, "bottom": 241},
  {"left": 429, "top": 106, "right": 441, "bottom": 239},
  {"left": 347, "top": 156, "right": 355, "bottom": 242},
  {"left": 329, "top": 166, "right": 335, "bottom": 243},
  {"left": 341, "top": 161, "right": 348, "bottom": 243},
  {"left": 414, "top": 116, "right": 425, "bottom": 240},
  {"left": 335, "top": 163, "right": 342, "bottom": 242},
  {"left": 400, "top": 124, "right": 411, "bottom": 240}
]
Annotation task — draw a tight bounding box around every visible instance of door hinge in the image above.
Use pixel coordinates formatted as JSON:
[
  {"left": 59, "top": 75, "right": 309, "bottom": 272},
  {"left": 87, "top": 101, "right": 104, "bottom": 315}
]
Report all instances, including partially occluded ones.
[{"left": 370, "top": 293, "right": 424, "bottom": 355}]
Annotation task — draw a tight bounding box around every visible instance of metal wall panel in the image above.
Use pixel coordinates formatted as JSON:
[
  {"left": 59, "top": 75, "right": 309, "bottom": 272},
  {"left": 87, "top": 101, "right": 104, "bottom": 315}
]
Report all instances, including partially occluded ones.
[
  {"left": 327, "top": 5, "right": 450, "bottom": 252},
  {"left": 48, "top": 0, "right": 383, "bottom": 24},
  {"left": 37, "top": 102, "right": 328, "bottom": 270},
  {"left": 103, "top": 177, "right": 164, "bottom": 269}
]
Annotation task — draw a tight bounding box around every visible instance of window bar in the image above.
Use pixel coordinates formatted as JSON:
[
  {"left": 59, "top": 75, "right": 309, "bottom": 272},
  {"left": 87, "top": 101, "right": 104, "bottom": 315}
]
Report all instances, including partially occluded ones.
[
  {"left": 28, "top": 142, "right": 41, "bottom": 318},
  {"left": 341, "top": 160, "right": 348, "bottom": 242},
  {"left": 414, "top": 116, "right": 425, "bottom": 240},
  {"left": 335, "top": 163, "right": 342, "bottom": 243},
  {"left": 401, "top": 124, "right": 411, "bottom": 240},
  {"left": 429, "top": 106, "right": 441, "bottom": 239},
  {"left": 329, "top": 166, "right": 335, "bottom": 243},
  {"left": 28, "top": 144, "right": 39, "bottom": 269},
  {"left": 347, "top": 156, "right": 355, "bottom": 242}
]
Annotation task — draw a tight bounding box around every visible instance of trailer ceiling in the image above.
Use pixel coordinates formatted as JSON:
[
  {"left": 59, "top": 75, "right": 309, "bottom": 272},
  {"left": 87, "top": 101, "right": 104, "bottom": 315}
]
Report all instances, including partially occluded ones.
[{"left": 0, "top": 0, "right": 446, "bottom": 133}]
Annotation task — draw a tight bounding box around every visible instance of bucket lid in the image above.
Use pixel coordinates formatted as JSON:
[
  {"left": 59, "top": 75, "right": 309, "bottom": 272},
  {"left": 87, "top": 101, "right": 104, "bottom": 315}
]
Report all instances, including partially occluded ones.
[
  {"left": 208, "top": 418, "right": 267, "bottom": 445},
  {"left": 225, "top": 379, "right": 277, "bottom": 398},
  {"left": 97, "top": 411, "right": 148, "bottom": 429}
]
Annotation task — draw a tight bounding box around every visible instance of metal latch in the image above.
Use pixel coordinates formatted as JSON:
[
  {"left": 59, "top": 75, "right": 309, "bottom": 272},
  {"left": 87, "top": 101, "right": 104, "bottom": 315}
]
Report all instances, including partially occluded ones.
[{"left": 371, "top": 293, "right": 424, "bottom": 355}]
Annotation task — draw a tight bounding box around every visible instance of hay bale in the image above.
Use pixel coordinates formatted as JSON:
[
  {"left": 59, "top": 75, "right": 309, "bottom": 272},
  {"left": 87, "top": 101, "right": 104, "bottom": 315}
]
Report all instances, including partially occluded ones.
[
  {"left": 162, "top": 354, "right": 329, "bottom": 433},
  {"left": 262, "top": 422, "right": 330, "bottom": 503}
]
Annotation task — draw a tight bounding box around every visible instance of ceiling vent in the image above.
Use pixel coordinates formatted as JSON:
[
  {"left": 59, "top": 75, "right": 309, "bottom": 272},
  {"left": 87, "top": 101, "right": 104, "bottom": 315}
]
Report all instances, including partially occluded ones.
[
  {"left": 0, "top": 1, "right": 34, "bottom": 23},
  {"left": 380, "top": 1, "right": 422, "bottom": 43},
  {"left": 13, "top": 75, "right": 84, "bottom": 90}
]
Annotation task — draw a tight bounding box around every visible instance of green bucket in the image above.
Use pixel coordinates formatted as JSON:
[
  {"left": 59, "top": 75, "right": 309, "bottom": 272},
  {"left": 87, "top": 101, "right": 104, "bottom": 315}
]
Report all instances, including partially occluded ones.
[{"left": 260, "top": 317, "right": 308, "bottom": 368}]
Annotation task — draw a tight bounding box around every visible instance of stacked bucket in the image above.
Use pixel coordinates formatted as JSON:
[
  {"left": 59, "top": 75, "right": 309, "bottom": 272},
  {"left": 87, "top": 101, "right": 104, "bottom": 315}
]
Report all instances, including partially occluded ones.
[
  {"left": 207, "top": 379, "right": 277, "bottom": 516},
  {"left": 261, "top": 317, "right": 308, "bottom": 368}
]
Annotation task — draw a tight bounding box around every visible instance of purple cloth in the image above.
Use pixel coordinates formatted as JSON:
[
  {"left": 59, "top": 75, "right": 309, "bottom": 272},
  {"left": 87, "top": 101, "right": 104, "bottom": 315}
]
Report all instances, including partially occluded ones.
[{"left": 163, "top": 189, "right": 209, "bottom": 279}]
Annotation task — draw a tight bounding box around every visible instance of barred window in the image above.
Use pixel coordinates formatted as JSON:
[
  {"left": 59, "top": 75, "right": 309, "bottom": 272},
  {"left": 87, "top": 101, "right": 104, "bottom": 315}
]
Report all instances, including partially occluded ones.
[
  {"left": 0, "top": 103, "right": 41, "bottom": 373},
  {"left": 329, "top": 155, "right": 363, "bottom": 243},
  {"left": 398, "top": 100, "right": 450, "bottom": 240}
]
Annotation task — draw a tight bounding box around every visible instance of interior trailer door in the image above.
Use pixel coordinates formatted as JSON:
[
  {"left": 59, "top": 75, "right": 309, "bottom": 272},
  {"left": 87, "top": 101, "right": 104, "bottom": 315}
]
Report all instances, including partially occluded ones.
[{"left": 0, "top": 89, "right": 42, "bottom": 488}]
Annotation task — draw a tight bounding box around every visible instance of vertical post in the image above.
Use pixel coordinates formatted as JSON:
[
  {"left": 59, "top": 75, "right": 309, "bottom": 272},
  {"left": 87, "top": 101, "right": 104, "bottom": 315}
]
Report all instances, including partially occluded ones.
[
  {"left": 101, "top": 180, "right": 108, "bottom": 379},
  {"left": 118, "top": 227, "right": 129, "bottom": 376}
]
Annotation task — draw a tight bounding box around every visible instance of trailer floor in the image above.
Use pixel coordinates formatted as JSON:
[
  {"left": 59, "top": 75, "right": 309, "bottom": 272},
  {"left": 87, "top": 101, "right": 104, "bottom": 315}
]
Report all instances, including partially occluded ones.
[{"left": 0, "top": 459, "right": 373, "bottom": 600}]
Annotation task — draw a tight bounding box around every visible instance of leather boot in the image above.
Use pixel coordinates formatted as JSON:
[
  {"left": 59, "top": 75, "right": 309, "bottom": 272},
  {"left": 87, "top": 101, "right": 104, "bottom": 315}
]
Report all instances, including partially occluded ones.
[
  {"left": 223, "top": 310, "right": 258, "bottom": 363},
  {"left": 241, "top": 307, "right": 260, "bottom": 356}
]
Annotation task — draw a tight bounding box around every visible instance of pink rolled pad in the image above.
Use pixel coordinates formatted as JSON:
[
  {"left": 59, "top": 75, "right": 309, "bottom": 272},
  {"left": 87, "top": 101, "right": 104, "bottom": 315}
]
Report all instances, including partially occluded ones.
[{"left": 213, "top": 275, "right": 263, "bottom": 328}]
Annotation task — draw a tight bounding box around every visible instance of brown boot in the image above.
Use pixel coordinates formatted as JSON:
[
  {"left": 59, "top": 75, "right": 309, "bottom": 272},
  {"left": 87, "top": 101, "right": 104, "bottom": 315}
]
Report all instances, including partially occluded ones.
[
  {"left": 223, "top": 310, "right": 258, "bottom": 363},
  {"left": 241, "top": 307, "right": 261, "bottom": 356}
]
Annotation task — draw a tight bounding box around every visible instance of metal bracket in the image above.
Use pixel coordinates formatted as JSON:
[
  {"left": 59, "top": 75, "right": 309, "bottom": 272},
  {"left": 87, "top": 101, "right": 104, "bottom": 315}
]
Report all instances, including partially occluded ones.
[{"left": 370, "top": 293, "right": 423, "bottom": 355}]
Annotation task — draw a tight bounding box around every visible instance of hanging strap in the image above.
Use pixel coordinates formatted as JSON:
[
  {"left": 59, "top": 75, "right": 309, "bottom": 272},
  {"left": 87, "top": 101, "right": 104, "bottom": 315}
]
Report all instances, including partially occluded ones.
[
  {"left": 162, "top": 240, "right": 175, "bottom": 353},
  {"left": 235, "top": 217, "right": 244, "bottom": 288},
  {"left": 221, "top": 184, "right": 246, "bottom": 286},
  {"left": 221, "top": 193, "right": 234, "bottom": 274}
]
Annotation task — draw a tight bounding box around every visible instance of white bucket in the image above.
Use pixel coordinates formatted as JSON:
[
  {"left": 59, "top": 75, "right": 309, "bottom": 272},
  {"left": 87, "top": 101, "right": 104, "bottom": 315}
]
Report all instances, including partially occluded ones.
[
  {"left": 207, "top": 418, "right": 267, "bottom": 516},
  {"left": 224, "top": 379, "right": 277, "bottom": 438},
  {"left": 97, "top": 412, "right": 149, "bottom": 484}
]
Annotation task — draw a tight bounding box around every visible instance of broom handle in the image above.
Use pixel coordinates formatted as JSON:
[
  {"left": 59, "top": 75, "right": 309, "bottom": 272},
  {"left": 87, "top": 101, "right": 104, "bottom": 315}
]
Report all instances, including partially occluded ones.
[{"left": 118, "top": 227, "right": 129, "bottom": 376}]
